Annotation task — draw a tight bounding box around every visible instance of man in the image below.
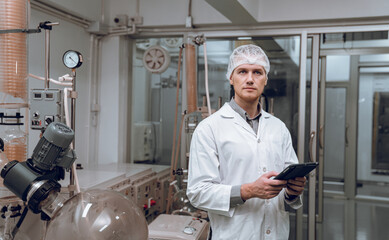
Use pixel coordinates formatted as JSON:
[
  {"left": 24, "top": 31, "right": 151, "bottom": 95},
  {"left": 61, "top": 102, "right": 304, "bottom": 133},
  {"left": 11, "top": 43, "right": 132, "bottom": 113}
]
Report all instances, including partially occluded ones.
[{"left": 187, "top": 44, "right": 306, "bottom": 240}]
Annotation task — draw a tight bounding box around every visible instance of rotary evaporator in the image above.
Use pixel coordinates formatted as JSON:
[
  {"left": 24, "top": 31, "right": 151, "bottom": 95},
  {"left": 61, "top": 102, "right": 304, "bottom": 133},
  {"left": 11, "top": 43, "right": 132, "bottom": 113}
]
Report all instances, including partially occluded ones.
[{"left": 0, "top": 1, "right": 149, "bottom": 239}]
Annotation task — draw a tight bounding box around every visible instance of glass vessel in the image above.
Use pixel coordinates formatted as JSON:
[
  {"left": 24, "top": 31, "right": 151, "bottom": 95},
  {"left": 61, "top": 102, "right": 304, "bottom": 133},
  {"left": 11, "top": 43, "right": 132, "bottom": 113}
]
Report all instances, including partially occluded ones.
[
  {"left": 44, "top": 189, "right": 148, "bottom": 240},
  {"left": 0, "top": 150, "right": 8, "bottom": 187},
  {"left": 171, "top": 189, "right": 196, "bottom": 215},
  {"left": 2, "top": 120, "right": 27, "bottom": 163}
]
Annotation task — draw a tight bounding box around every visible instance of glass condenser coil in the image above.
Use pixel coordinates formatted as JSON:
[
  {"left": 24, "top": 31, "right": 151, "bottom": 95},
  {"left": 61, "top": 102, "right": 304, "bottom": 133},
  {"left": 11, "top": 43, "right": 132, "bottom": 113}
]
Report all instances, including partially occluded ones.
[{"left": 0, "top": 0, "right": 28, "bottom": 104}]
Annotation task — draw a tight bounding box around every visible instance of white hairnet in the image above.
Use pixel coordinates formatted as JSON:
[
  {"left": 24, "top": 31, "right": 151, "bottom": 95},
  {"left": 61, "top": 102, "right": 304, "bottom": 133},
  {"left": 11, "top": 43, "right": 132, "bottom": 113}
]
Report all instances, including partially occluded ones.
[{"left": 226, "top": 44, "right": 270, "bottom": 80}]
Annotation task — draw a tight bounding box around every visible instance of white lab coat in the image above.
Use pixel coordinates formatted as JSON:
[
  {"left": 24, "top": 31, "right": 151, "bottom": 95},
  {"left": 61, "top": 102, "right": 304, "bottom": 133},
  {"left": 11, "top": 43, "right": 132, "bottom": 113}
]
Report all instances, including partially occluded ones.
[{"left": 187, "top": 103, "right": 302, "bottom": 240}]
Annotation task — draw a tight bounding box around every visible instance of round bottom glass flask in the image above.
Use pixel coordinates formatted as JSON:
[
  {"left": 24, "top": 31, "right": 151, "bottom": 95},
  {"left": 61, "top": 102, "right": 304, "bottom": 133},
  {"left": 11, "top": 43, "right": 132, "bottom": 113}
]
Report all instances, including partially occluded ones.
[
  {"left": 172, "top": 189, "right": 197, "bottom": 216},
  {"left": 44, "top": 189, "right": 148, "bottom": 240}
]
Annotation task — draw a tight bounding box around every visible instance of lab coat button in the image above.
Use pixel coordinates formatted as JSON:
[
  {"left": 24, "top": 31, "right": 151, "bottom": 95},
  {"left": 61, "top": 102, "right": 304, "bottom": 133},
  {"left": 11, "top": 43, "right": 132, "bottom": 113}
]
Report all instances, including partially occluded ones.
[
  {"left": 263, "top": 167, "right": 267, "bottom": 172},
  {"left": 266, "top": 229, "right": 271, "bottom": 234}
]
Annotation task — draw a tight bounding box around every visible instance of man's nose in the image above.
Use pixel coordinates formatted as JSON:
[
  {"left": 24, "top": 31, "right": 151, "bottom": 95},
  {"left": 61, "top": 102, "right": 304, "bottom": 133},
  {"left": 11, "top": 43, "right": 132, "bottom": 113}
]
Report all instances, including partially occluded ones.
[{"left": 246, "top": 72, "right": 254, "bottom": 84}]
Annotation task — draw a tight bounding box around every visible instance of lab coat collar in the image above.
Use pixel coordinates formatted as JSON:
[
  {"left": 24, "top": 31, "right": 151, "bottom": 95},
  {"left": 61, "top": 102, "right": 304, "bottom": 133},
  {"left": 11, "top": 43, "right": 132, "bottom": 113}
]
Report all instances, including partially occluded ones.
[
  {"left": 220, "top": 103, "right": 272, "bottom": 137},
  {"left": 220, "top": 102, "right": 272, "bottom": 120}
]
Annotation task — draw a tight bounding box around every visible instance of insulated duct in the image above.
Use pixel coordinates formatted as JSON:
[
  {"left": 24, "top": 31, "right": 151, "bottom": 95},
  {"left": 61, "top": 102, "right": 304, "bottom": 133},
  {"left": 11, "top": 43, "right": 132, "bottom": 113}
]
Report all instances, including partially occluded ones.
[
  {"left": 185, "top": 43, "right": 197, "bottom": 114},
  {"left": 0, "top": 0, "right": 29, "bottom": 104}
]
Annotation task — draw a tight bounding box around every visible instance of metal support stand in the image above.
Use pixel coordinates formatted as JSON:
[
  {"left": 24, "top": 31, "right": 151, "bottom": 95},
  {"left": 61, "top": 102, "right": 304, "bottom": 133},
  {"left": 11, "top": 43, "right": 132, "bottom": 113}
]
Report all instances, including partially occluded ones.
[
  {"left": 69, "top": 69, "right": 77, "bottom": 197},
  {"left": 39, "top": 21, "right": 59, "bottom": 89}
]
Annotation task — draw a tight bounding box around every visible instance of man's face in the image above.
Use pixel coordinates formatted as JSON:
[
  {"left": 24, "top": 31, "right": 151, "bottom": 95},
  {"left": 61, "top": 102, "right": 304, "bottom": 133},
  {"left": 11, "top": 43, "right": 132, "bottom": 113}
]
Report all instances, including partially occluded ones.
[{"left": 229, "top": 64, "right": 267, "bottom": 105}]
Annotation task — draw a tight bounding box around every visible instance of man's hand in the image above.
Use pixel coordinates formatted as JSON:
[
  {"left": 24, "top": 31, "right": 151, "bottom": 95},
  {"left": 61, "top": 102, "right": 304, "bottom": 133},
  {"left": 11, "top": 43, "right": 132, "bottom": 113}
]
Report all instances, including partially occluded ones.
[
  {"left": 241, "top": 171, "right": 287, "bottom": 201},
  {"left": 285, "top": 177, "right": 306, "bottom": 197}
]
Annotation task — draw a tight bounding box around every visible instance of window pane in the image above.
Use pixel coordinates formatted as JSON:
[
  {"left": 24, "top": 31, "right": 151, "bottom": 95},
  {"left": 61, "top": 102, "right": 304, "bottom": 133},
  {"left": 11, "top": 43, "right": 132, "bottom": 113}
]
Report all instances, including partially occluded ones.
[{"left": 326, "top": 56, "right": 350, "bottom": 82}]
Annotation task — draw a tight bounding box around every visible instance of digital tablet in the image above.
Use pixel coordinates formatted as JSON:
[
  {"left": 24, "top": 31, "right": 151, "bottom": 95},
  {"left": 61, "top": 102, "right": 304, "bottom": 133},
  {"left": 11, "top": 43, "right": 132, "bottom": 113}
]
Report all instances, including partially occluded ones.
[{"left": 274, "top": 162, "right": 319, "bottom": 180}]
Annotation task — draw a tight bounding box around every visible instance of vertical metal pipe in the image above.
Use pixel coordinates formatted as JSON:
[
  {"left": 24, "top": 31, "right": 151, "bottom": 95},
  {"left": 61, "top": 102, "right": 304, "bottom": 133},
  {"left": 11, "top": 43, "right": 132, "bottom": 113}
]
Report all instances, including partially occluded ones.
[
  {"left": 218, "top": 97, "right": 222, "bottom": 109},
  {"left": 344, "top": 55, "right": 359, "bottom": 240},
  {"left": 318, "top": 56, "right": 326, "bottom": 224},
  {"left": 71, "top": 70, "right": 76, "bottom": 134},
  {"left": 269, "top": 98, "right": 274, "bottom": 115},
  {"left": 308, "top": 34, "right": 320, "bottom": 240},
  {"left": 296, "top": 30, "right": 307, "bottom": 240},
  {"left": 69, "top": 69, "right": 76, "bottom": 197},
  {"left": 44, "top": 29, "right": 50, "bottom": 89}
]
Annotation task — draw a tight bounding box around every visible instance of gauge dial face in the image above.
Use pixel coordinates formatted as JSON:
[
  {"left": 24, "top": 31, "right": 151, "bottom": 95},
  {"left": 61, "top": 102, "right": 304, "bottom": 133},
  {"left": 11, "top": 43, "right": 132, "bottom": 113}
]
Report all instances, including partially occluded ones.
[{"left": 63, "top": 50, "right": 83, "bottom": 69}]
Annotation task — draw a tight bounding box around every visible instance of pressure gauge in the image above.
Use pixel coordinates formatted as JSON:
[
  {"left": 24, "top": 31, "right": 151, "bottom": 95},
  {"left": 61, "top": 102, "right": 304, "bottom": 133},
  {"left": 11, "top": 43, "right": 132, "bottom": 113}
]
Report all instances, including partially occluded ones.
[{"left": 63, "top": 50, "right": 83, "bottom": 69}]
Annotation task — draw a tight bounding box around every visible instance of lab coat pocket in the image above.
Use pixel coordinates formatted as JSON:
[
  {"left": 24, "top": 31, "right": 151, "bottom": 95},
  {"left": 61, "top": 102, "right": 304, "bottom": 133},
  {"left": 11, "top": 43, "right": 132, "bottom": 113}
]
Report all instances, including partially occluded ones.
[
  {"left": 213, "top": 214, "right": 258, "bottom": 240},
  {"left": 276, "top": 210, "right": 290, "bottom": 239}
]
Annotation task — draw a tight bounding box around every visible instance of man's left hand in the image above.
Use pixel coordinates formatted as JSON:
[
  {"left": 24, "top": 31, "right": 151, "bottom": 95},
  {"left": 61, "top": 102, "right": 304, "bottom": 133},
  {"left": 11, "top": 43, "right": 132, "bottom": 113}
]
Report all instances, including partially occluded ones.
[{"left": 285, "top": 177, "right": 306, "bottom": 197}]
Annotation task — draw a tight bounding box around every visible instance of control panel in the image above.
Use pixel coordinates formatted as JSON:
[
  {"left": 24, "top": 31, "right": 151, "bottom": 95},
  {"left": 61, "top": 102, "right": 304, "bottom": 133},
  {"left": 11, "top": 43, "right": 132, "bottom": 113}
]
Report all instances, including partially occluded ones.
[
  {"left": 91, "top": 164, "right": 170, "bottom": 222},
  {"left": 63, "top": 163, "right": 171, "bottom": 222},
  {"left": 30, "top": 89, "right": 64, "bottom": 130},
  {"left": 154, "top": 168, "right": 170, "bottom": 215},
  {"left": 148, "top": 214, "right": 209, "bottom": 240}
]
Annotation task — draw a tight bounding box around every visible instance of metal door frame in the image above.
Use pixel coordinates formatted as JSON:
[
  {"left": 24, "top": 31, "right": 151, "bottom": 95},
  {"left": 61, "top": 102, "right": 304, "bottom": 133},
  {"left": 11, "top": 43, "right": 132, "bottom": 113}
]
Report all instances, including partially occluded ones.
[
  {"left": 315, "top": 42, "right": 389, "bottom": 240},
  {"left": 293, "top": 26, "right": 389, "bottom": 240}
]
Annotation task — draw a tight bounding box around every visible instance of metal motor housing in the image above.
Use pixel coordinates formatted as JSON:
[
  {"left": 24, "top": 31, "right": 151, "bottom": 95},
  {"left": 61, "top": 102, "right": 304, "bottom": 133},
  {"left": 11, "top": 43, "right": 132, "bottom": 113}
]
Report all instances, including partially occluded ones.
[{"left": 31, "top": 122, "right": 74, "bottom": 171}]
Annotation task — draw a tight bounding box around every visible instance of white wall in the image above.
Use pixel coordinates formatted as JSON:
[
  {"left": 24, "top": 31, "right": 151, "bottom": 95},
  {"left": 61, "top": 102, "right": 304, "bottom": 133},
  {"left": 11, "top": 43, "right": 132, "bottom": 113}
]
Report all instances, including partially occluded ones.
[
  {"left": 96, "top": 37, "right": 120, "bottom": 164},
  {"left": 107, "top": 0, "right": 389, "bottom": 27},
  {"left": 28, "top": 9, "right": 91, "bottom": 166},
  {"left": 37, "top": 0, "right": 102, "bottom": 21},
  {"left": 96, "top": 36, "right": 131, "bottom": 164},
  {"left": 257, "top": 0, "right": 389, "bottom": 22},
  {"left": 45, "top": 0, "right": 389, "bottom": 28}
]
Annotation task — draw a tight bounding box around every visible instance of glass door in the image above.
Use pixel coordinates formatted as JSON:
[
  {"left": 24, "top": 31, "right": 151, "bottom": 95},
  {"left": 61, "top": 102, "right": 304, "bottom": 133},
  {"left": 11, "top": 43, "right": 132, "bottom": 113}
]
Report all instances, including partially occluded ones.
[
  {"left": 356, "top": 55, "right": 389, "bottom": 239},
  {"left": 317, "top": 31, "right": 389, "bottom": 240}
]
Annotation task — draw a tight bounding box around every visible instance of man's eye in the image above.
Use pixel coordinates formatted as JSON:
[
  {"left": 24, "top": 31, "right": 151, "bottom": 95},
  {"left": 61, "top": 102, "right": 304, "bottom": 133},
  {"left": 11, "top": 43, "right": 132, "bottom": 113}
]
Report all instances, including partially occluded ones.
[
  {"left": 239, "top": 70, "right": 247, "bottom": 74},
  {"left": 254, "top": 71, "right": 263, "bottom": 75}
]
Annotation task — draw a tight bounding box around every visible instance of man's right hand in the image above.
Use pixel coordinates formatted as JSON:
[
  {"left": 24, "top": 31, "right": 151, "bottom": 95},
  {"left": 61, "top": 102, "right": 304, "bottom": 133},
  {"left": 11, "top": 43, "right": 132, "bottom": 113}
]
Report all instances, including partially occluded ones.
[{"left": 240, "top": 171, "right": 287, "bottom": 201}]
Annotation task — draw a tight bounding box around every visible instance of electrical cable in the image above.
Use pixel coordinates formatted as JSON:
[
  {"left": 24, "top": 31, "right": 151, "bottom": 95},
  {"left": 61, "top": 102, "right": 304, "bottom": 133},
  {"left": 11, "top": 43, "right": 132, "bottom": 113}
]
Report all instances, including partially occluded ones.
[
  {"left": 71, "top": 162, "right": 81, "bottom": 193},
  {"left": 29, "top": 73, "right": 72, "bottom": 86},
  {"left": 11, "top": 206, "right": 28, "bottom": 238},
  {"left": 203, "top": 41, "right": 212, "bottom": 116},
  {"left": 64, "top": 88, "right": 71, "bottom": 130}
]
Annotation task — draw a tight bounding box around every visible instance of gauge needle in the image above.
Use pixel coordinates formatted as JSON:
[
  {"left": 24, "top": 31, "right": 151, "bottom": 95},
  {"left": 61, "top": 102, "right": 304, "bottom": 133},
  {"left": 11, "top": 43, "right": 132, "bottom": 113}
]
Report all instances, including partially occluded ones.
[{"left": 69, "top": 56, "right": 76, "bottom": 63}]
